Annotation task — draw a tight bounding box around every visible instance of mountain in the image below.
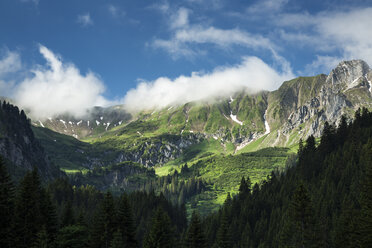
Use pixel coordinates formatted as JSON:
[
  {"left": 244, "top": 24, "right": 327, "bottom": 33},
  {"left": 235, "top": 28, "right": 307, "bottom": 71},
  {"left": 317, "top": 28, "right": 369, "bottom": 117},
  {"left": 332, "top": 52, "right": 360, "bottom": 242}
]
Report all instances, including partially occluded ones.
[
  {"left": 37, "top": 60, "right": 372, "bottom": 168},
  {"left": 2, "top": 59, "right": 371, "bottom": 215},
  {"left": 32, "top": 105, "right": 132, "bottom": 139},
  {"left": 200, "top": 99, "right": 372, "bottom": 248},
  {"left": 0, "top": 101, "right": 63, "bottom": 181}
]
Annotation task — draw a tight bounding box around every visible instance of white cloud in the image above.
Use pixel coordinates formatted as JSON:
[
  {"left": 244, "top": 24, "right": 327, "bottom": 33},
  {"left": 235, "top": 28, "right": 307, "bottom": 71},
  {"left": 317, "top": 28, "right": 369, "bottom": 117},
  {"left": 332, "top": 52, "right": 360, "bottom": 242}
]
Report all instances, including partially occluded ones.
[
  {"left": 278, "top": 8, "right": 372, "bottom": 71},
  {"left": 149, "top": 1, "right": 170, "bottom": 13},
  {"left": 108, "top": 5, "right": 126, "bottom": 18},
  {"left": 317, "top": 8, "right": 372, "bottom": 65},
  {"left": 0, "top": 50, "right": 21, "bottom": 96},
  {"left": 0, "top": 80, "right": 15, "bottom": 97},
  {"left": 303, "top": 55, "right": 343, "bottom": 76},
  {"left": 13, "top": 45, "right": 111, "bottom": 119},
  {"left": 77, "top": 13, "right": 93, "bottom": 27},
  {"left": 153, "top": 26, "right": 275, "bottom": 58},
  {"left": 123, "top": 56, "right": 294, "bottom": 111},
  {"left": 247, "top": 0, "right": 289, "bottom": 14},
  {"left": 170, "top": 7, "right": 190, "bottom": 29},
  {"left": 0, "top": 50, "right": 22, "bottom": 76},
  {"left": 185, "top": 0, "right": 224, "bottom": 9}
]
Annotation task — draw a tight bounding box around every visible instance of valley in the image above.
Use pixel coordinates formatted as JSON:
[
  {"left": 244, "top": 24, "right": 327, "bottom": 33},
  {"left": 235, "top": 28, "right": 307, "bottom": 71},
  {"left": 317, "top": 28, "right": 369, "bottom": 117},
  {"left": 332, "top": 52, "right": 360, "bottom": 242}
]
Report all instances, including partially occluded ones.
[
  {"left": 20, "top": 59, "right": 372, "bottom": 215},
  {"left": 2, "top": 59, "right": 372, "bottom": 247}
]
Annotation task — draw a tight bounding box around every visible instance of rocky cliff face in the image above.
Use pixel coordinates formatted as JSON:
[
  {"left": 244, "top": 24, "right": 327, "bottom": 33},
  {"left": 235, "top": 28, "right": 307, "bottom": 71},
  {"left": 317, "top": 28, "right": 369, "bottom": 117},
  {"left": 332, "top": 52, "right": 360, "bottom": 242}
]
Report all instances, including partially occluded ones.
[
  {"left": 113, "top": 134, "right": 203, "bottom": 167},
  {"left": 31, "top": 60, "right": 372, "bottom": 168},
  {"left": 262, "top": 60, "right": 372, "bottom": 148},
  {"left": 0, "top": 101, "right": 63, "bottom": 180}
]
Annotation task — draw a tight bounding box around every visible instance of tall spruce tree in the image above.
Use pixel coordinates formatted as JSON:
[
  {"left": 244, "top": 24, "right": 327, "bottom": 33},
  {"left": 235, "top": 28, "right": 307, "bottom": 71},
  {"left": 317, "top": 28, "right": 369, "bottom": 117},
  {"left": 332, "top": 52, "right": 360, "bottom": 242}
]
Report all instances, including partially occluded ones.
[
  {"left": 90, "top": 191, "right": 117, "bottom": 248},
  {"left": 357, "top": 142, "right": 372, "bottom": 247},
  {"left": 143, "top": 207, "right": 175, "bottom": 248},
  {"left": 289, "top": 183, "right": 317, "bottom": 247},
  {"left": 14, "top": 168, "right": 43, "bottom": 248},
  {"left": 110, "top": 230, "right": 125, "bottom": 248},
  {"left": 56, "top": 225, "right": 89, "bottom": 248},
  {"left": 61, "top": 201, "right": 75, "bottom": 227},
  {"left": 217, "top": 210, "right": 232, "bottom": 248},
  {"left": 39, "top": 188, "right": 58, "bottom": 245},
  {"left": 0, "top": 156, "right": 14, "bottom": 248},
  {"left": 117, "top": 193, "right": 137, "bottom": 248},
  {"left": 185, "top": 211, "right": 207, "bottom": 248}
]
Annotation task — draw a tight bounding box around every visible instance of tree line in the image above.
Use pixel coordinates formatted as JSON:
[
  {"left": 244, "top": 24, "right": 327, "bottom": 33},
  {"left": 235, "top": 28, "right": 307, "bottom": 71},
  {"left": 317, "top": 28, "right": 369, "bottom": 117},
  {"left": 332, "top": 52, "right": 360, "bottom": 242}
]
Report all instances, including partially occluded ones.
[
  {"left": 201, "top": 109, "right": 372, "bottom": 247},
  {"left": 2, "top": 104, "right": 372, "bottom": 247}
]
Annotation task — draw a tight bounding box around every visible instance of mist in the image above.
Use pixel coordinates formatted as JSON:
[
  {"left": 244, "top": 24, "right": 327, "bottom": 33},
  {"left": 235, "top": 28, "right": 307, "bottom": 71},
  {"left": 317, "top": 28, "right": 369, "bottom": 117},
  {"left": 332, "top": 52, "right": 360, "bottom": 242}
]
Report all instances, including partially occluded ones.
[{"left": 123, "top": 56, "right": 294, "bottom": 112}]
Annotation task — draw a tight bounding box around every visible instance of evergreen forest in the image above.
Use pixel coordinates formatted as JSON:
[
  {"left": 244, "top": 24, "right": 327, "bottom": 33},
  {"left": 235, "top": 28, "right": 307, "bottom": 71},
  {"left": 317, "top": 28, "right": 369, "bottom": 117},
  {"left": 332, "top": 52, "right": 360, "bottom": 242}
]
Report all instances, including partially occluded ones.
[{"left": 1, "top": 106, "right": 372, "bottom": 247}]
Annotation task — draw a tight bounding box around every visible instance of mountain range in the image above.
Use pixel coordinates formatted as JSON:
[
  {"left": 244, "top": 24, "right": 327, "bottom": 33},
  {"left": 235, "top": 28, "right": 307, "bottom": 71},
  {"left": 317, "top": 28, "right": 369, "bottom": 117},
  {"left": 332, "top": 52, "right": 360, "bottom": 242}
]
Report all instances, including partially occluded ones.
[
  {"left": 1, "top": 59, "right": 372, "bottom": 213},
  {"left": 32, "top": 59, "right": 372, "bottom": 166}
]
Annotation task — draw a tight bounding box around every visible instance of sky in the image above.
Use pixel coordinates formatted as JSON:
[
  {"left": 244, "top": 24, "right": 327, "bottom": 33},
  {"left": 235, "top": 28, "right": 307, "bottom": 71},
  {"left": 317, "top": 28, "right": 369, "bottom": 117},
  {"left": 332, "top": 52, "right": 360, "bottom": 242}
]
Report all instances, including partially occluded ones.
[{"left": 1, "top": 0, "right": 372, "bottom": 118}]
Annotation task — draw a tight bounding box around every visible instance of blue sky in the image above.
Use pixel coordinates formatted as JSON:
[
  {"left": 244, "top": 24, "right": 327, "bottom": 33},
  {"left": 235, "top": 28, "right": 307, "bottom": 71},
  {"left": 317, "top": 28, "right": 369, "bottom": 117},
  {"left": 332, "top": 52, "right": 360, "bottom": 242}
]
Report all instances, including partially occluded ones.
[{"left": 1, "top": 0, "right": 372, "bottom": 118}]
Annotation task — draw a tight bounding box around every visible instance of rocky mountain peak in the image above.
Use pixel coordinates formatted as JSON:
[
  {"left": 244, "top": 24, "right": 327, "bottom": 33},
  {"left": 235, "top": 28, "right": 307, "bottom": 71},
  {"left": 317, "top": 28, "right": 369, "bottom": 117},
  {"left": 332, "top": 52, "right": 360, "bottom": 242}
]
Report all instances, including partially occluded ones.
[{"left": 326, "top": 59, "right": 371, "bottom": 87}]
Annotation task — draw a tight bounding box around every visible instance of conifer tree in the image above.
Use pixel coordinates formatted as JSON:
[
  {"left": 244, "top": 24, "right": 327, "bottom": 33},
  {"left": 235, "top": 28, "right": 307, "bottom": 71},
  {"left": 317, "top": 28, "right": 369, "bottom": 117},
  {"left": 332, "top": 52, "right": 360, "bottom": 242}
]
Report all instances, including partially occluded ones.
[
  {"left": 110, "top": 230, "right": 125, "bottom": 248},
  {"left": 61, "top": 201, "right": 75, "bottom": 227},
  {"left": 14, "top": 168, "right": 43, "bottom": 248},
  {"left": 239, "top": 176, "right": 251, "bottom": 198},
  {"left": 0, "top": 156, "right": 14, "bottom": 248},
  {"left": 56, "top": 225, "right": 89, "bottom": 248},
  {"left": 143, "top": 207, "right": 175, "bottom": 248},
  {"left": 117, "top": 193, "right": 137, "bottom": 248},
  {"left": 40, "top": 188, "right": 58, "bottom": 244},
  {"left": 217, "top": 210, "right": 232, "bottom": 248},
  {"left": 33, "top": 226, "right": 50, "bottom": 248},
  {"left": 289, "top": 183, "right": 316, "bottom": 247},
  {"left": 90, "top": 191, "right": 117, "bottom": 248},
  {"left": 185, "top": 211, "right": 207, "bottom": 248},
  {"left": 357, "top": 142, "right": 372, "bottom": 247}
]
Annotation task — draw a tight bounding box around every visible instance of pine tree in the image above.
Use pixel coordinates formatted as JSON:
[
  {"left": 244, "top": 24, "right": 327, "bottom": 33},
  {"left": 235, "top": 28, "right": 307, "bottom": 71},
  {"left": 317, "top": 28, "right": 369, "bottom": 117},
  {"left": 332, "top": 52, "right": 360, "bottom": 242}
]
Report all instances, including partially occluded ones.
[
  {"left": 33, "top": 226, "right": 49, "bottom": 248},
  {"left": 117, "top": 193, "right": 138, "bottom": 248},
  {"left": 143, "top": 207, "right": 175, "bottom": 248},
  {"left": 40, "top": 188, "right": 58, "bottom": 244},
  {"left": 357, "top": 142, "right": 372, "bottom": 247},
  {"left": 56, "top": 225, "right": 89, "bottom": 248},
  {"left": 61, "top": 201, "right": 75, "bottom": 227},
  {"left": 90, "top": 191, "right": 117, "bottom": 248},
  {"left": 289, "top": 183, "right": 317, "bottom": 248},
  {"left": 239, "top": 176, "right": 251, "bottom": 198},
  {"left": 185, "top": 211, "right": 207, "bottom": 248},
  {"left": 0, "top": 156, "right": 15, "bottom": 248},
  {"left": 110, "top": 230, "right": 125, "bottom": 248},
  {"left": 217, "top": 210, "right": 232, "bottom": 248},
  {"left": 14, "top": 168, "right": 43, "bottom": 248}
]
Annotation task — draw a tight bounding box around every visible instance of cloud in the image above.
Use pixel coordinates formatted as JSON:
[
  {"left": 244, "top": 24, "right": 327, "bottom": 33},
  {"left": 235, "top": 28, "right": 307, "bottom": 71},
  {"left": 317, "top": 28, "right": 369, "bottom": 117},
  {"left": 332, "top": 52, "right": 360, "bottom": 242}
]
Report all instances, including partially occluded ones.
[
  {"left": 108, "top": 5, "right": 126, "bottom": 18},
  {"left": 0, "top": 49, "right": 21, "bottom": 96},
  {"left": 149, "top": 1, "right": 170, "bottom": 13},
  {"left": 13, "top": 45, "right": 111, "bottom": 119},
  {"left": 303, "top": 55, "right": 343, "bottom": 76},
  {"left": 152, "top": 25, "right": 275, "bottom": 59},
  {"left": 123, "top": 56, "right": 294, "bottom": 111},
  {"left": 317, "top": 8, "right": 372, "bottom": 65},
  {"left": 77, "top": 13, "right": 93, "bottom": 27},
  {"left": 247, "top": 0, "right": 289, "bottom": 14},
  {"left": 278, "top": 8, "right": 372, "bottom": 71},
  {"left": 185, "top": 0, "right": 224, "bottom": 9},
  {"left": 0, "top": 50, "right": 21, "bottom": 76},
  {"left": 0, "top": 80, "right": 15, "bottom": 97},
  {"left": 170, "top": 7, "right": 190, "bottom": 29}
]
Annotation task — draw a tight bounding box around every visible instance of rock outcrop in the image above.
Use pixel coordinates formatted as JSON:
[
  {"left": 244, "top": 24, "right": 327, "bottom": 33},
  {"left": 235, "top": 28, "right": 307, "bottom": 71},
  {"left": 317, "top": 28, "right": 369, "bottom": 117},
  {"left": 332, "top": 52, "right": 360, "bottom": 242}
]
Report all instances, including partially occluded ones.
[
  {"left": 0, "top": 101, "right": 63, "bottom": 181},
  {"left": 271, "top": 60, "right": 372, "bottom": 146}
]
